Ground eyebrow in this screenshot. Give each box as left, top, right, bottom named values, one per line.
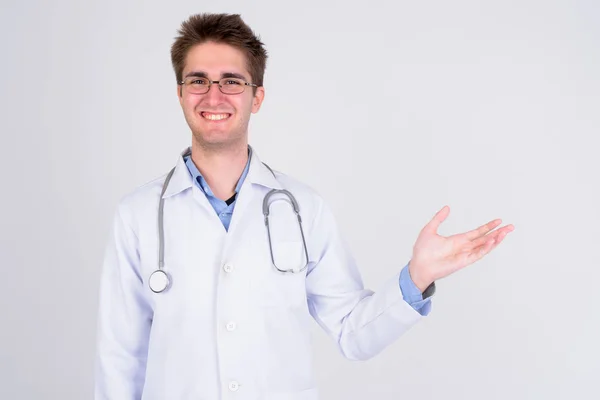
left=183, top=71, right=249, bottom=81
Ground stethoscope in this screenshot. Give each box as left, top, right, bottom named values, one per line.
left=148, top=152, right=310, bottom=293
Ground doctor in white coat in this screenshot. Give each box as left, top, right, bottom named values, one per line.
left=94, top=13, right=514, bottom=400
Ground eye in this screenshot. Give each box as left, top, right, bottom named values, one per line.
left=189, top=78, right=207, bottom=85
left=223, top=79, right=242, bottom=85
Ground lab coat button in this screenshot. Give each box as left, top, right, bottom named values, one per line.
left=223, top=264, right=234, bottom=273
left=226, top=321, right=236, bottom=331
left=228, top=381, right=240, bottom=391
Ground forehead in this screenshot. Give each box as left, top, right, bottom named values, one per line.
left=183, top=41, right=250, bottom=80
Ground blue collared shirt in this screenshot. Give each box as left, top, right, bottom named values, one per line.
left=184, top=154, right=251, bottom=231
left=184, top=153, right=433, bottom=315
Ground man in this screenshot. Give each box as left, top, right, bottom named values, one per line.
left=94, top=13, right=514, bottom=400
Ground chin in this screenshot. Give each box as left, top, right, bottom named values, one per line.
left=192, top=131, right=239, bottom=148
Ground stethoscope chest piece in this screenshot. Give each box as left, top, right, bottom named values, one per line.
left=149, top=269, right=171, bottom=293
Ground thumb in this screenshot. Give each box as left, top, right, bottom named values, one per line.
left=425, top=205, right=450, bottom=234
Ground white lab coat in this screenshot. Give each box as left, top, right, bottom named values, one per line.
left=95, top=147, right=424, bottom=400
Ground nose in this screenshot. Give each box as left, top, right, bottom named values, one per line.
left=201, top=82, right=228, bottom=107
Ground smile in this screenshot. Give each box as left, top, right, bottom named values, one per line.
left=201, top=112, right=231, bottom=121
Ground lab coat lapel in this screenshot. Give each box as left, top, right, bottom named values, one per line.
left=162, top=147, right=193, bottom=199
left=224, top=147, right=282, bottom=250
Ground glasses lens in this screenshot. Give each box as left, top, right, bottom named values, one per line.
left=219, top=78, right=245, bottom=94
left=184, top=78, right=209, bottom=94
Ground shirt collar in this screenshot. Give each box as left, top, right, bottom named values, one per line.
left=184, top=149, right=251, bottom=196
left=162, top=145, right=282, bottom=199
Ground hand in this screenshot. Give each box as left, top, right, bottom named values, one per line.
left=408, top=205, right=515, bottom=292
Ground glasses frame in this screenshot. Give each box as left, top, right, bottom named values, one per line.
left=178, top=77, right=258, bottom=95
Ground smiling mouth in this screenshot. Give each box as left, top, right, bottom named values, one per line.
left=201, top=112, right=232, bottom=121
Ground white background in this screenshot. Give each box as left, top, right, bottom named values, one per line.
left=1, top=0, right=599, bottom=398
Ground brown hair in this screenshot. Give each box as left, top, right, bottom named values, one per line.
left=170, top=13, right=268, bottom=91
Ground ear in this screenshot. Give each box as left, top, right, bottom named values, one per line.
left=251, top=86, right=265, bottom=114
left=177, top=84, right=183, bottom=104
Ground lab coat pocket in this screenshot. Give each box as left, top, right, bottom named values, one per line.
left=255, top=241, right=308, bottom=309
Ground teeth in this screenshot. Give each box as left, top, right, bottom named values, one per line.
left=202, top=112, right=230, bottom=121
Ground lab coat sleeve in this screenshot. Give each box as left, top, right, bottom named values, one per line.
left=94, top=203, right=152, bottom=400
left=305, top=197, right=423, bottom=361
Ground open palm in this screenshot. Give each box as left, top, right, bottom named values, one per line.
left=409, top=205, right=514, bottom=291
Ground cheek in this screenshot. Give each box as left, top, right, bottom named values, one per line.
left=183, top=98, right=200, bottom=115
left=240, top=97, right=255, bottom=114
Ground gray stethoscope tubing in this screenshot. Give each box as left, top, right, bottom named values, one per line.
left=149, top=160, right=309, bottom=294
left=263, top=189, right=310, bottom=274
left=148, top=166, right=177, bottom=293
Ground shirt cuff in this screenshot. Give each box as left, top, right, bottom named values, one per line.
left=399, top=263, right=433, bottom=316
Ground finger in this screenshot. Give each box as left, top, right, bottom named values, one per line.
left=494, top=225, right=514, bottom=244
left=469, top=224, right=515, bottom=255
left=466, top=231, right=500, bottom=251
left=463, top=219, right=502, bottom=241
left=426, top=205, right=450, bottom=234
left=465, top=237, right=496, bottom=264
left=466, top=224, right=513, bottom=250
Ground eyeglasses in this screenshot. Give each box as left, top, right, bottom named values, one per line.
left=178, top=76, right=258, bottom=95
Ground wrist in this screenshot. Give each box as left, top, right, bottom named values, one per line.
left=408, top=260, right=433, bottom=293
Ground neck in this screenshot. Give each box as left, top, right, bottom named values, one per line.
left=190, top=139, right=249, bottom=201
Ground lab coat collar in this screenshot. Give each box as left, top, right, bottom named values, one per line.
left=162, top=145, right=281, bottom=199
left=246, top=145, right=283, bottom=190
